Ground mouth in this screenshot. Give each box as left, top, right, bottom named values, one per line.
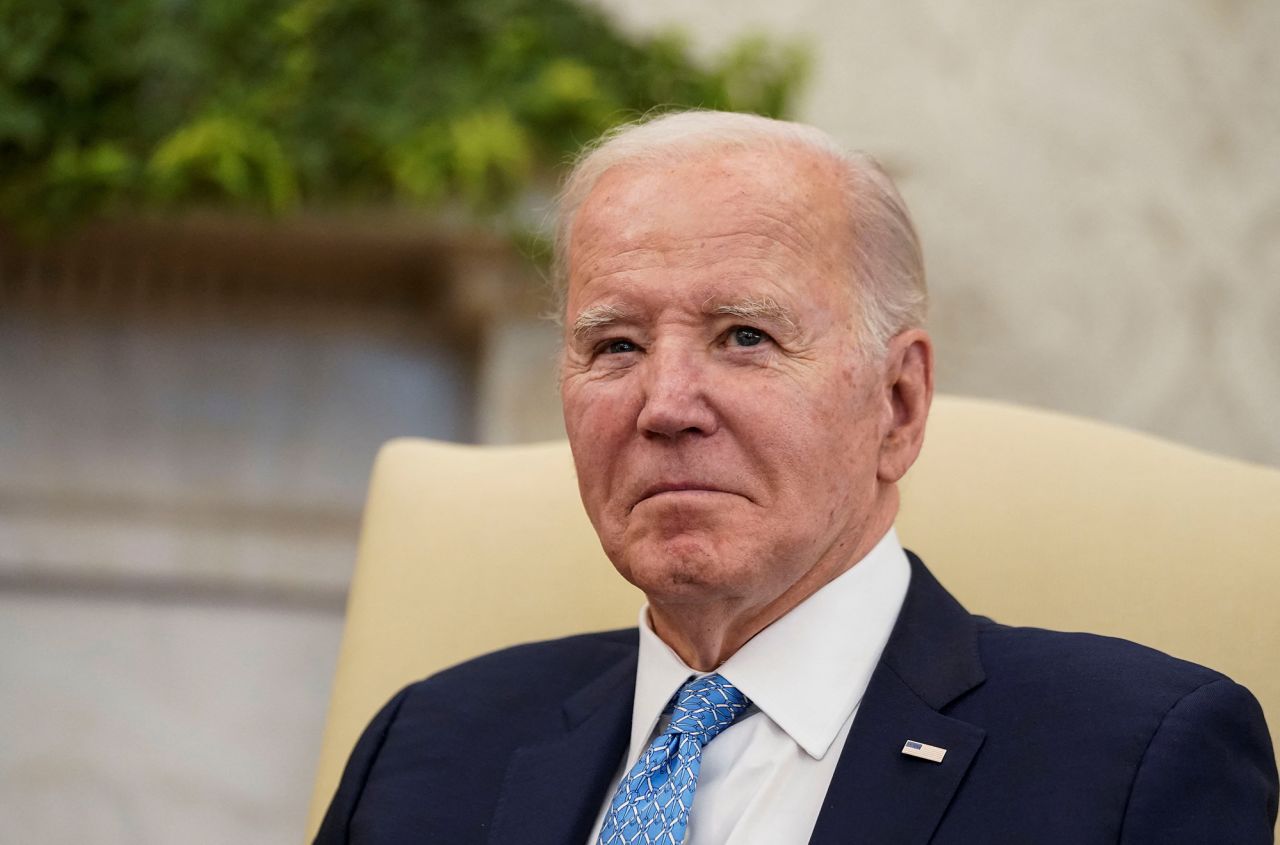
left=632, top=482, right=738, bottom=512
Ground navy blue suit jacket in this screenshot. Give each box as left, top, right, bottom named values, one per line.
left=316, top=554, right=1278, bottom=843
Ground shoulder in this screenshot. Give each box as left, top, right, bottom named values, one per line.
left=315, top=629, right=639, bottom=841
left=392, top=627, right=638, bottom=718
left=972, top=617, right=1229, bottom=706
left=964, top=617, right=1259, bottom=738
left=948, top=620, right=1276, bottom=838
left=962, top=618, right=1273, bottom=784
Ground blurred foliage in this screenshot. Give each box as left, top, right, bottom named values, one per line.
left=0, top=0, right=807, bottom=231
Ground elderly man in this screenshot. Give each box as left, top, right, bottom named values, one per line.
left=316, top=112, right=1277, bottom=844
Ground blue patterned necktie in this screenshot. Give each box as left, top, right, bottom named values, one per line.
left=597, top=673, right=751, bottom=845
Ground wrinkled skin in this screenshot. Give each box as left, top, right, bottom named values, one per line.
left=559, top=145, right=932, bottom=669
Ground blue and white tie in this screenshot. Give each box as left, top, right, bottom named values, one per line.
left=597, top=673, right=751, bottom=845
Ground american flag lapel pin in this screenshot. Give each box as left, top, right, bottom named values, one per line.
left=901, top=739, right=947, bottom=763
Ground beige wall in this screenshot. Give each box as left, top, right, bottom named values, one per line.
left=482, top=0, right=1280, bottom=467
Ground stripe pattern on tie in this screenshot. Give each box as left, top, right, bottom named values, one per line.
left=598, top=673, right=750, bottom=845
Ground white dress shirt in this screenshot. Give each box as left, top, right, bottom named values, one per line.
left=587, top=527, right=911, bottom=844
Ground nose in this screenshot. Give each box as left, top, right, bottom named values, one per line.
left=636, top=344, right=719, bottom=439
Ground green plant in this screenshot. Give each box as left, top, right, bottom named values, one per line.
left=0, top=0, right=807, bottom=231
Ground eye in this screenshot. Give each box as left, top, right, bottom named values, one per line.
left=729, top=326, right=768, bottom=347
left=601, top=338, right=639, bottom=355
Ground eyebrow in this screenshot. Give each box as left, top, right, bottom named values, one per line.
left=570, top=296, right=800, bottom=345
left=571, top=303, right=637, bottom=345
left=709, top=297, right=798, bottom=335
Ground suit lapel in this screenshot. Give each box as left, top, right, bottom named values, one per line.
left=487, top=651, right=636, bottom=845
left=809, top=554, right=987, bottom=845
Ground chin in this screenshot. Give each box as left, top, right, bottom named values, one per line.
left=612, top=534, right=749, bottom=600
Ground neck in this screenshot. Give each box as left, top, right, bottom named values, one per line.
left=647, top=493, right=898, bottom=671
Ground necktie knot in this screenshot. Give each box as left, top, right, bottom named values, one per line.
left=667, top=673, right=750, bottom=746
left=597, top=673, right=750, bottom=845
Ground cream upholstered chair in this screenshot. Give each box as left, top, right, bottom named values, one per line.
left=305, top=395, right=1280, bottom=841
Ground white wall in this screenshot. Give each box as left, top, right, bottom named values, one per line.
left=0, top=595, right=341, bottom=845
left=0, top=311, right=471, bottom=844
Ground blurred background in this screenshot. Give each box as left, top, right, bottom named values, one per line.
left=0, top=1, right=1276, bottom=842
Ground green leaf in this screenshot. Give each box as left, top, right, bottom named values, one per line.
left=0, top=0, right=807, bottom=229
left=148, top=114, right=298, bottom=211
left=448, top=107, right=533, bottom=208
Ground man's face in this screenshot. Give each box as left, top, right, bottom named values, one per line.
left=560, top=146, right=903, bottom=616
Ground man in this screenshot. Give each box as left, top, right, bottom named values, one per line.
left=316, top=111, right=1277, bottom=843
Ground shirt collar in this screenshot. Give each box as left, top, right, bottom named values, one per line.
left=628, top=527, right=911, bottom=762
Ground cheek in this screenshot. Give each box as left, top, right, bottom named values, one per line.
left=764, top=380, right=881, bottom=504
left=759, top=379, right=852, bottom=453
left=562, top=380, right=637, bottom=517
left=564, top=386, right=635, bottom=466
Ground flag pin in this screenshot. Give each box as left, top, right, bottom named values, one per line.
left=901, top=739, right=947, bottom=763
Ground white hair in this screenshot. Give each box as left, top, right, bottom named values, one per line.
left=551, top=109, right=927, bottom=356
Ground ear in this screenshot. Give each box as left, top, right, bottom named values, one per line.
left=877, top=328, right=934, bottom=483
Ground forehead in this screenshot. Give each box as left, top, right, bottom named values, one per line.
left=565, top=145, right=851, bottom=307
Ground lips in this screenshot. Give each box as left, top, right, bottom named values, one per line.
left=633, top=481, right=738, bottom=510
